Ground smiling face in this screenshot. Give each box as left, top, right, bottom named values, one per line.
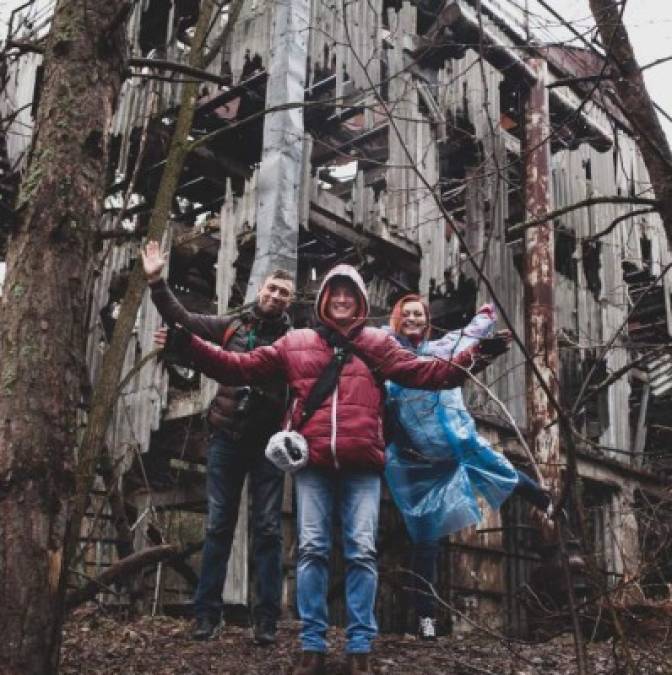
left=256, top=275, right=294, bottom=317
left=326, top=279, right=360, bottom=326
left=399, top=300, right=428, bottom=342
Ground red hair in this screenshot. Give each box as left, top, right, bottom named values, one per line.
left=389, top=294, right=431, bottom=339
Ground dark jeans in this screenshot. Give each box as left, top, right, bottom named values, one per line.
left=410, top=540, right=440, bottom=618
left=513, top=470, right=550, bottom=510
left=193, top=430, right=284, bottom=626
left=409, top=469, right=549, bottom=618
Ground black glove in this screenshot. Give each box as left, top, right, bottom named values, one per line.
left=479, top=330, right=512, bottom=358
left=163, top=324, right=194, bottom=367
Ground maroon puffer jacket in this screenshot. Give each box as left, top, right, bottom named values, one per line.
left=187, top=265, right=487, bottom=472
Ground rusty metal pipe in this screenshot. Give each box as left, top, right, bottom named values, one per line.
left=523, top=58, right=561, bottom=495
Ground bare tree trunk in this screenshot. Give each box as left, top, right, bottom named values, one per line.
left=589, top=0, right=672, bottom=242
left=0, top=1, right=127, bottom=672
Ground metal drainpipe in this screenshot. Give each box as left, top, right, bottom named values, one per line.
left=522, top=58, right=561, bottom=508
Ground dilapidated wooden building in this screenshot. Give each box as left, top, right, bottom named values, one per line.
left=1, top=0, right=671, bottom=636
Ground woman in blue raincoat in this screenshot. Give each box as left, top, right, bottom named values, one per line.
left=384, top=295, right=551, bottom=640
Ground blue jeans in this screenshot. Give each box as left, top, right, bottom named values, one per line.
left=193, top=430, right=284, bottom=625
left=295, top=468, right=381, bottom=654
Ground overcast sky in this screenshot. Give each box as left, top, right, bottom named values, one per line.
left=0, top=0, right=669, bottom=134
left=528, top=0, right=672, bottom=139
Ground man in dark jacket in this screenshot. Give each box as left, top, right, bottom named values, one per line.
left=142, top=241, right=294, bottom=643
left=167, top=264, right=510, bottom=675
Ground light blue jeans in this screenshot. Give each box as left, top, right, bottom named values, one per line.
left=295, top=468, right=381, bottom=654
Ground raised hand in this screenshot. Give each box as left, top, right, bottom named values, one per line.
left=141, top=240, right=168, bottom=283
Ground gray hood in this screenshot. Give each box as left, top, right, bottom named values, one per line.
left=315, top=264, right=370, bottom=333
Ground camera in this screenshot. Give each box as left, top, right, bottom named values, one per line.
left=162, top=325, right=194, bottom=367
left=235, top=386, right=253, bottom=414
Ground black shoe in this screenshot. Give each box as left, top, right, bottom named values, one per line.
left=253, top=620, right=277, bottom=646
left=192, top=615, right=223, bottom=641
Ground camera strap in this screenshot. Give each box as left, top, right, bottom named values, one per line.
left=294, top=325, right=377, bottom=431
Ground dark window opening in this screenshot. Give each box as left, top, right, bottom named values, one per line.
left=416, top=0, right=443, bottom=34
left=582, top=239, right=602, bottom=300
left=579, top=480, right=616, bottom=578
left=504, top=152, right=524, bottom=243
left=499, top=76, right=524, bottom=139
left=555, top=226, right=577, bottom=281
left=139, top=0, right=201, bottom=56
left=138, top=0, right=171, bottom=56
left=380, top=51, right=389, bottom=102
left=30, top=64, right=44, bottom=119
left=582, top=353, right=610, bottom=443
left=558, top=336, right=582, bottom=411
left=427, top=275, right=477, bottom=331
left=439, top=114, right=480, bottom=218
left=640, top=235, right=653, bottom=270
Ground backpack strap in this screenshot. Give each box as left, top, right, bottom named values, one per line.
left=221, top=318, right=243, bottom=349
left=315, top=324, right=385, bottom=388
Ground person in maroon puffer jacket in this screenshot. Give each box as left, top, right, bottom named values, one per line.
left=174, top=264, right=510, bottom=675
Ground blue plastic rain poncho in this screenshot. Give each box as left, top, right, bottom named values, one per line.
left=384, top=305, right=519, bottom=542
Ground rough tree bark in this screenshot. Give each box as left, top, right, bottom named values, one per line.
left=63, top=0, right=217, bottom=596
left=0, top=1, right=127, bottom=673
left=589, top=0, right=672, bottom=243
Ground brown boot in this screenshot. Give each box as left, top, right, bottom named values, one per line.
left=291, top=651, right=326, bottom=675
left=347, top=653, right=372, bottom=675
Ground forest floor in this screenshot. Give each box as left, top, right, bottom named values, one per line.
left=60, top=605, right=672, bottom=674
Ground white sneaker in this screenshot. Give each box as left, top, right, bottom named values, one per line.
left=418, top=616, right=437, bottom=641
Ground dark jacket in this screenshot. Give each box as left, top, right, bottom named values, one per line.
left=186, top=265, right=488, bottom=472
left=150, top=278, right=291, bottom=442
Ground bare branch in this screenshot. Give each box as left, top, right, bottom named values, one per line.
left=5, top=39, right=44, bottom=55
left=65, top=545, right=178, bottom=610
left=640, top=54, right=672, bottom=73
left=508, top=196, right=659, bottom=238
left=584, top=207, right=657, bottom=243
left=128, top=57, right=230, bottom=86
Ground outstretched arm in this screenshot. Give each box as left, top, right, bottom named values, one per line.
left=187, top=332, right=285, bottom=385
left=428, top=304, right=496, bottom=358
left=359, top=330, right=510, bottom=390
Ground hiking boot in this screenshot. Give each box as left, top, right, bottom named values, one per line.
left=191, top=615, right=223, bottom=641
left=347, top=653, right=372, bottom=675
left=253, top=620, right=277, bottom=646
left=291, top=651, right=326, bottom=675
left=418, top=616, right=437, bottom=641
